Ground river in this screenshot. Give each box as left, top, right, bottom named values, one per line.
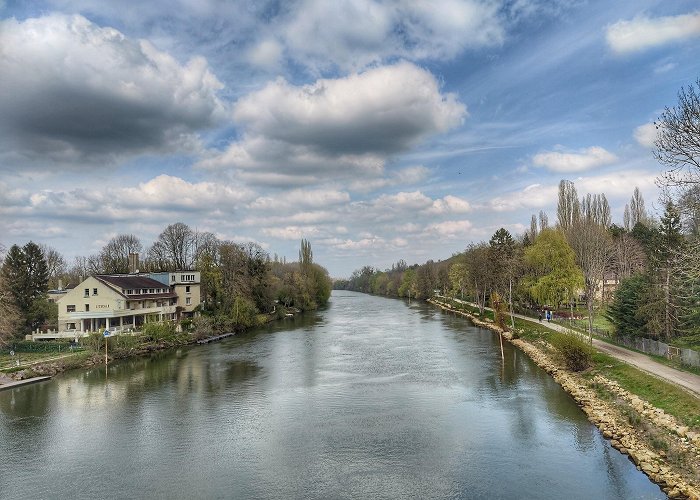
left=0, top=291, right=663, bottom=499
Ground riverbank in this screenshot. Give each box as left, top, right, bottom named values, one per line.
left=0, top=307, right=304, bottom=385
left=429, top=297, right=700, bottom=500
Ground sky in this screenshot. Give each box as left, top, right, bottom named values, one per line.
left=1, top=1, right=700, bottom=277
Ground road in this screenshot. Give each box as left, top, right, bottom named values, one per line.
left=444, top=297, right=700, bottom=397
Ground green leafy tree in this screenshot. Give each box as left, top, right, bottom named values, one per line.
left=1, top=242, right=49, bottom=333
left=524, top=229, right=583, bottom=308
left=605, top=273, right=650, bottom=338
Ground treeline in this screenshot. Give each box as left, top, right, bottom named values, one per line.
left=0, top=223, right=332, bottom=343
left=339, top=79, right=700, bottom=345
left=338, top=181, right=699, bottom=343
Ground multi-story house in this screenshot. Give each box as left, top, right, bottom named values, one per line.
left=56, top=271, right=200, bottom=334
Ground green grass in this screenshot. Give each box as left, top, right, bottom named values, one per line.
left=436, top=297, right=700, bottom=430
left=587, top=352, right=700, bottom=430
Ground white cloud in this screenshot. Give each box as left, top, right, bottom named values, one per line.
left=426, top=219, right=473, bottom=237
left=262, top=226, right=320, bottom=240
left=488, top=183, right=558, bottom=212
left=0, top=14, right=226, bottom=165
left=606, top=11, right=700, bottom=54
left=280, top=0, right=504, bottom=71
left=248, top=38, right=283, bottom=69
left=428, top=195, right=472, bottom=214
left=532, top=146, right=617, bottom=173
left=249, top=188, right=350, bottom=211
left=198, top=62, right=466, bottom=184
left=633, top=123, right=658, bottom=148
left=374, top=191, right=434, bottom=211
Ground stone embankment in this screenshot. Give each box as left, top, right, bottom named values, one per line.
left=429, top=298, right=700, bottom=500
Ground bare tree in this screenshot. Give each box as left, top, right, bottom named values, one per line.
left=38, top=244, right=67, bottom=289
left=567, top=219, right=614, bottom=341
left=557, top=179, right=580, bottom=230
left=149, top=223, right=195, bottom=271
left=623, top=204, right=631, bottom=231
left=655, top=78, right=700, bottom=187
left=99, top=234, right=142, bottom=274
left=538, top=210, right=549, bottom=232
left=629, top=187, right=647, bottom=227
left=529, top=214, right=538, bottom=241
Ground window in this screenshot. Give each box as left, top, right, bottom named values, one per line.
left=171, top=275, right=175, bottom=282
left=92, top=288, right=98, bottom=296
left=182, top=274, right=195, bottom=282
left=127, top=289, right=133, bottom=294
left=67, top=305, right=76, bottom=313
left=186, top=297, right=191, bottom=305
left=142, top=289, right=147, bottom=294
left=185, top=286, right=190, bottom=293
left=149, top=288, right=154, bottom=294
left=85, top=304, right=90, bottom=312
left=84, top=288, right=89, bottom=297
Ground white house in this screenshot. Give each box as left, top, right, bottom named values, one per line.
left=56, top=272, right=200, bottom=334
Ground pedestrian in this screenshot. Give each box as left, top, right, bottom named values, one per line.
left=538, top=312, right=542, bottom=322
left=546, top=310, right=551, bottom=322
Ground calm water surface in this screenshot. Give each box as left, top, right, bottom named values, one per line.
left=1, top=291, right=663, bottom=499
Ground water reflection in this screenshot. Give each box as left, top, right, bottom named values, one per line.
left=0, top=291, right=663, bottom=499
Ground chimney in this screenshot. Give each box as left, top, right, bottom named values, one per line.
left=58, top=279, right=63, bottom=291
left=128, top=253, right=140, bottom=274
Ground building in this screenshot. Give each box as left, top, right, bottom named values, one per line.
left=56, top=271, right=200, bottom=334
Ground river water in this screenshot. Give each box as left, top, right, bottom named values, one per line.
left=1, top=291, right=663, bottom=499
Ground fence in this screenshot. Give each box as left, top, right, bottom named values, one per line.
left=616, top=335, right=700, bottom=368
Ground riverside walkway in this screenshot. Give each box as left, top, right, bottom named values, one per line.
left=442, top=297, right=700, bottom=397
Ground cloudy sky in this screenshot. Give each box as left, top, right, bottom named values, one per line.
left=1, top=1, right=700, bottom=277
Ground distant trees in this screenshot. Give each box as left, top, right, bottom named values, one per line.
left=148, top=222, right=195, bottom=271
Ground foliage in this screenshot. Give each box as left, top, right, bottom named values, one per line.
left=524, top=229, right=583, bottom=307
left=1, top=241, right=50, bottom=334
left=549, top=332, right=594, bottom=372
left=605, top=273, right=650, bottom=338
left=141, top=322, right=177, bottom=342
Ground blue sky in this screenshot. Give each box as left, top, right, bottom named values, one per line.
left=1, top=0, right=699, bottom=277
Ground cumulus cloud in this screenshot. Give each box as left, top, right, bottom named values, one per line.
left=488, top=183, right=558, bottom=212
left=198, top=62, right=465, bottom=184
left=428, top=195, right=472, bottom=214
left=279, top=0, right=504, bottom=71
left=248, top=38, right=283, bottom=69
left=0, top=175, right=252, bottom=223
left=0, top=14, right=226, bottom=165
left=532, top=146, right=617, bottom=173
left=249, top=188, right=350, bottom=211
left=633, top=123, right=658, bottom=148
left=606, top=11, right=700, bottom=54
left=426, top=220, right=473, bottom=237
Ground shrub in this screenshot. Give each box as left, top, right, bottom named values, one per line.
left=550, top=332, right=594, bottom=371
left=192, top=316, right=215, bottom=340
left=141, top=322, right=176, bottom=342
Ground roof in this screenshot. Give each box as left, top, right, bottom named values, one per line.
left=96, top=275, right=171, bottom=291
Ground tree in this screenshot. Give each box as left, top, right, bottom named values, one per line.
left=629, top=187, right=647, bottom=228
left=299, top=238, right=313, bottom=274
left=99, top=234, right=142, bottom=273
left=523, top=229, right=583, bottom=308
left=148, top=223, right=195, bottom=271
left=489, top=228, right=517, bottom=329
left=1, top=242, right=50, bottom=333
left=40, top=244, right=67, bottom=289
left=449, top=261, right=469, bottom=299
left=557, top=180, right=580, bottom=230
left=605, top=273, right=650, bottom=338
left=655, top=78, right=700, bottom=187
left=567, top=216, right=613, bottom=341
left=0, top=261, right=20, bottom=345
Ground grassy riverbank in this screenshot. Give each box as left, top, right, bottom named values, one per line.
left=430, top=297, right=700, bottom=499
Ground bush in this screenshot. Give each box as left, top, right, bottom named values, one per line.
left=550, top=332, right=594, bottom=371
left=141, top=322, right=176, bottom=342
